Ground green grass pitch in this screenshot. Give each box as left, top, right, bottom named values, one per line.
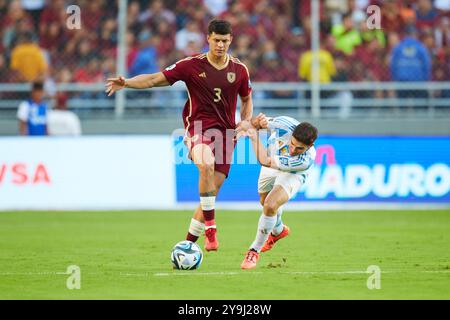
left=0, top=210, right=449, bottom=299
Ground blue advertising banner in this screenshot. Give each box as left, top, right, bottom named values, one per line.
left=175, top=136, right=450, bottom=203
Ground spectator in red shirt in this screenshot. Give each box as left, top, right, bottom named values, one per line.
left=74, top=58, right=103, bottom=83
left=232, top=11, right=258, bottom=40
left=415, top=0, right=439, bottom=29
left=126, top=31, right=140, bottom=73
left=155, top=19, right=176, bottom=57
left=354, top=37, right=389, bottom=82
left=381, top=0, right=405, bottom=34
left=139, top=0, right=176, bottom=31
left=39, top=21, right=64, bottom=51
left=83, top=0, right=105, bottom=32
left=39, top=0, right=65, bottom=32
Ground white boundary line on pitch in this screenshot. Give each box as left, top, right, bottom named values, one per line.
left=154, top=270, right=450, bottom=277
left=2, top=202, right=449, bottom=212
left=1, top=270, right=449, bottom=277
left=174, top=202, right=450, bottom=211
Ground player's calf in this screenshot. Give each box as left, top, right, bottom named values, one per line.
left=186, top=218, right=205, bottom=242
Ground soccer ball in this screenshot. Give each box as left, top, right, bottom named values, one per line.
left=171, top=240, right=203, bottom=270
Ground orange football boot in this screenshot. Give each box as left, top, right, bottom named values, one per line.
left=240, top=250, right=260, bottom=269
left=261, top=225, right=290, bottom=252
left=204, top=228, right=219, bottom=251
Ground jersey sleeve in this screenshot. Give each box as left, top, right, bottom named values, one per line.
left=162, top=58, right=192, bottom=85
left=267, top=116, right=298, bottom=132
left=238, top=65, right=252, bottom=97
left=273, top=151, right=315, bottom=172
left=17, top=101, right=29, bottom=121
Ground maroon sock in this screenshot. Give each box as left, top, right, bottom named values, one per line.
left=203, top=209, right=215, bottom=226
left=186, top=232, right=199, bottom=242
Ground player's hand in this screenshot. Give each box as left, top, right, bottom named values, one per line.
left=237, top=119, right=253, bottom=132
left=246, top=128, right=258, bottom=140
left=251, top=113, right=268, bottom=129
left=259, top=114, right=269, bottom=129
left=105, top=76, right=126, bottom=96
left=234, top=120, right=253, bottom=141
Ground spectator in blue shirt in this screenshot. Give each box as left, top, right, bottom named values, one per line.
left=390, top=28, right=431, bottom=101
left=17, top=82, right=48, bottom=136
left=129, top=31, right=160, bottom=77
left=390, top=29, right=431, bottom=82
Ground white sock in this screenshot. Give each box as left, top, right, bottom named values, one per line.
left=200, top=196, right=216, bottom=229
left=272, top=207, right=284, bottom=236
left=200, top=196, right=215, bottom=211
left=250, top=214, right=277, bottom=252
left=188, top=218, right=205, bottom=237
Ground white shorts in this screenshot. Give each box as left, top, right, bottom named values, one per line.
left=257, top=166, right=305, bottom=199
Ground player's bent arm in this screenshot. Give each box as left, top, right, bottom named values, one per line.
left=273, top=156, right=314, bottom=172
left=240, top=94, right=253, bottom=122
left=248, top=129, right=276, bottom=168
left=248, top=129, right=314, bottom=172
left=125, top=72, right=170, bottom=89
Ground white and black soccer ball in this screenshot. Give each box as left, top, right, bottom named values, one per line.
left=171, top=240, right=203, bottom=270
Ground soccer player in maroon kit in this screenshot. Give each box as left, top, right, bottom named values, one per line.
left=106, top=20, right=261, bottom=251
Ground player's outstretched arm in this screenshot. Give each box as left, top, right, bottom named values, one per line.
left=105, top=72, right=170, bottom=96
left=247, top=128, right=274, bottom=168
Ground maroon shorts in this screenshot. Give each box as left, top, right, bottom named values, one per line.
left=184, top=127, right=236, bottom=178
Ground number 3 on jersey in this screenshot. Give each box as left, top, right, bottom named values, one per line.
left=214, top=88, right=222, bottom=103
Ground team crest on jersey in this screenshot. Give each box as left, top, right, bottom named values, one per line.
left=227, top=72, right=236, bottom=83
left=280, top=146, right=289, bottom=156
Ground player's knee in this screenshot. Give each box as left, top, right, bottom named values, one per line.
left=259, top=195, right=266, bottom=207
left=197, top=162, right=215, bottom=177
left=263, top=200, right=278, bottom=216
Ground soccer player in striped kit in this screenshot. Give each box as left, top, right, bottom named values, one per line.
left=106, top=19, right=263, bottom=251
left=236, top=116, right=318, bottom=269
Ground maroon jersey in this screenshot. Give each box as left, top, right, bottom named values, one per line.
left=162, top=53, right=252, bottom=134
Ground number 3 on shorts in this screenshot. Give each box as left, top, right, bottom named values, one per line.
left=214, top=88, right=222, bottom=102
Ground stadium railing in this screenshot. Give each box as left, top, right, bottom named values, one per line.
left=1, top=81, right=450, bottom=119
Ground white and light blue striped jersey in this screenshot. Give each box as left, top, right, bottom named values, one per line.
left=266, top=116, right=316, bottom=175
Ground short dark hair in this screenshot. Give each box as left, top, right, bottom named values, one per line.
left=208, top=19, right=232, bottom=35
left=342, top=12, right=353, bottom=20
left=32, top=82, right=44, bottom=91
left=293, top=122, right=318, bottom=146
left=17, top=31, right=34, bottom=45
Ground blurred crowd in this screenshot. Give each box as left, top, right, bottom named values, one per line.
left=0, top=0, right=449, bottom=88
